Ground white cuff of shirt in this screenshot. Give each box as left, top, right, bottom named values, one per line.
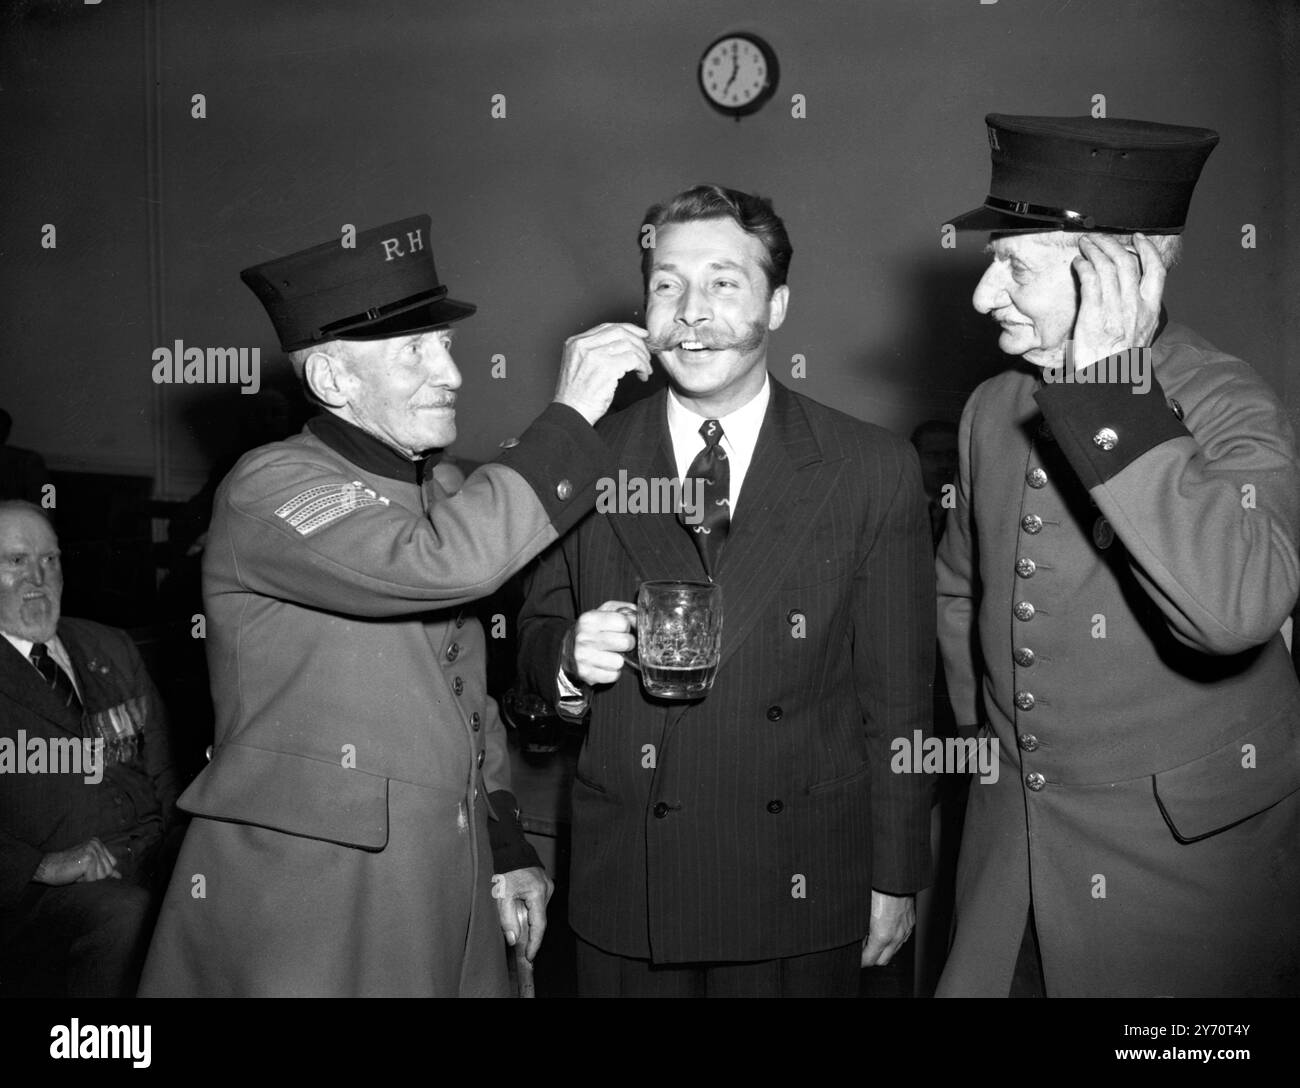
left=555, top=665, right=591, bottom=720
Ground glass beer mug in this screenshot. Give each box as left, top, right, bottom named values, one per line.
left=622, top=580, right=723, bottom=699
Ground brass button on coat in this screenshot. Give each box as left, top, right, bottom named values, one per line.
left=1021, top=514, right=1043, bottom=534
left=1019, top=733, right=1039, bottom=752
left=1014, top=691, right=1036, bottom=711
left=1025, top=772, right=1046, bottom=791
left=1016, top=557, right=1036, bottom=578
left=556, top=479, right=573, bottom=500
left=1026, top=467, right=1048, bottom=489
left=1013, top=647, right=1036, bottom=668
left=452, top=676, right=464, bottom=696
left=1093, top=427, right=1119, bottom=451
left=766, top=800, right=784, bottom=815
left=446, top=643, right=460, bottom=662
left=1014, top=601, right=1036, bottom=622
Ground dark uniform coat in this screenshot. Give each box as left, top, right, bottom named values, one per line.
left=936, top=321, right=1300, bottom=997
left=518, top=379, right=935, bottom=963
left=139, top=404, right=607, bottom=996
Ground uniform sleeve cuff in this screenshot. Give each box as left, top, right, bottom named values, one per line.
left=487, top=788, right=542, bottom=874
left=496, top=402, right=611, bottom=537
left=1034, top=357, right=1190, bottom=489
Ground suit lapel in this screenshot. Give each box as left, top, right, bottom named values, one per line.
left=711, top=380, right=841, bottom=671
left=57, top=620, right=105, bottom=716
left=605, top=390, right=710, bottom=584
left=0, top=628, right=84, bottom=736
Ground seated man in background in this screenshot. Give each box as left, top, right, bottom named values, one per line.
left=0, top=500, right=180, bottom=997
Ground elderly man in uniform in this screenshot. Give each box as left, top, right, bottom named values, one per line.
left=936, top=115, right=1300, bottom=997
left=139, top=216, right=648, bottom=996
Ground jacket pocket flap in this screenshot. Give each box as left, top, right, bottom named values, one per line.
left=1153, top=709, right=1300, bottom=842
left=179, top=742, right=389, bottom=850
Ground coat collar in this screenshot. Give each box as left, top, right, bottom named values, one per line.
left=307, top=412, right=439, bottom=486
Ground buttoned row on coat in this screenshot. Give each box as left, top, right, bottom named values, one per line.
left=936, top=321, right=1300, bottom=997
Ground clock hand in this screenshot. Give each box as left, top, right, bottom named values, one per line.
left=724, top=59, right=738, bottom=92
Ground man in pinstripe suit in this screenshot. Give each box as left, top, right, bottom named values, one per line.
left=518, top=185, right=935, bottom=996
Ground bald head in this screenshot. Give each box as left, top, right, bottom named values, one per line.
left=0, top=502, right=62, bottom=642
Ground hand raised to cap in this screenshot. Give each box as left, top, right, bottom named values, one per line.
left=1070, top=233, right=1166, bottom=371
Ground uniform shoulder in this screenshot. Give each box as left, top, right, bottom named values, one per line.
left=1159, top=322, right=1285, bottom=410
left=218, top=432, right=351, bottom=508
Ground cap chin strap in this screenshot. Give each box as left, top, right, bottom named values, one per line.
left=985, top=195, right=1095, bottom=229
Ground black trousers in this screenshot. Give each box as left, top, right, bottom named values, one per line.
left=576, top=936, right=864, bottom=998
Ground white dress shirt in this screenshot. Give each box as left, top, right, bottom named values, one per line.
left=665, top=374, right=770, bottom=518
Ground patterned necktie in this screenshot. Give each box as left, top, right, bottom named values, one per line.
left=679, top=418, right=730, bottom=576
left=30, top=642, right=84, bottom=719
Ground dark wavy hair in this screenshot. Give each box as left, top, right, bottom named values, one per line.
left=639, top=184, right=792, bottom=294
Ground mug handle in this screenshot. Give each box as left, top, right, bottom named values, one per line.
left=616, top=606, right=640, bottom=671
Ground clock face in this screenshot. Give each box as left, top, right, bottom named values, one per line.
left=699, top=34, right=777, bottom=115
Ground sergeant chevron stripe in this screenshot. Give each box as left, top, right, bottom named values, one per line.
left=275, top=480, right=390, bottom=536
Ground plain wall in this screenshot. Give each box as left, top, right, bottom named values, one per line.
left=1, top=0, right=1295, bottom=496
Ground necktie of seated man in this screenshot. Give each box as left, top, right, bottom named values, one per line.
left=30, top=642, right=84, bottom=721
left=678, top=418, right=730, bottom=578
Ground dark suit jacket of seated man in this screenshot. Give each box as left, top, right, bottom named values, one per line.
left=0, top=501, right=180, bottom=997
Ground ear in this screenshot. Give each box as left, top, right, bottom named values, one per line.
left=303, top=349, right=351, bottom=408
left=767, top=284, right=789, bottom=331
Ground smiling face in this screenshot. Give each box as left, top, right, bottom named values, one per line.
left=0, top=507, right=62, bottom=643
left=645, top=218, right=788, bottom=414
left=334, top=328, right=462, bottom=454
left=972, top=234, right=1080, bottom=368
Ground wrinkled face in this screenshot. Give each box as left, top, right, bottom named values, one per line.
left=645, top=218, right=788, bottom=405
left=0, top=509, right=62, bottom=642
left=972, top=235, right=1079, bottom=368
left=340, top=328, right=462, bottom=453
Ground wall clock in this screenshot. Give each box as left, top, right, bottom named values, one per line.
left=698, top=32, right=779, bottom=119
